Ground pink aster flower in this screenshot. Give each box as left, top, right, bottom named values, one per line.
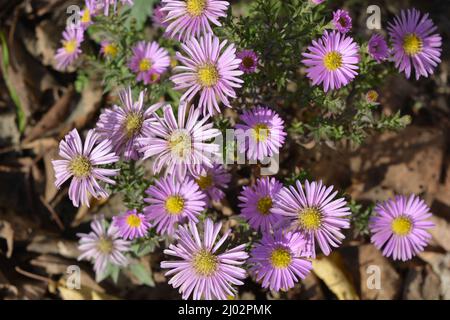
left=249, top=230, right=312, bottom=292
left=143, top=176, right=206, bottom=236
left=153, top=5, right=169, bottom=28
left=78, top=0, right=100, bottom=30
left=77, top=217, right=130, bottom=277
left=272, top=180, right=351, bottom=257
left=236, top=50, right=258, bottom=74
left=100, top=0, right=134, bottom=16
left=171, top=33, right=243, bottom=116
left=52, top=129, right=119, bottom=207
left=193, top=164, right=231, bottom=204
left=302, top=30, right=360, bottom=92
left=369, top=195, right=434, bottom=261
left=54, top=25, right=84, bottom=70
left=100, top=41, right=119, bottom=59
left=388, top=9, right=442, bottom=80
left=332, top=9, right=352, bottom=34
left=238, top=177, right=283, bottom=232
left=138, top=102, right=221, bottom=181
left=129, top=41, right=170, bottom=85
left=161, top=0, right=229, bottom=41
left=96, top=87, right=161, bottom=160
left=112, top=209, right=151, bottom=240
left=235, top=106, right=287, bottom=162
left=368, top=33, right=389, bottom=63
left=311, top=0, right=325, bottom=4
left=161, top=218, right=248, bottom=300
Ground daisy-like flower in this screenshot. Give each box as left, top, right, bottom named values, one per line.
left=144, top=176, right=206, bottom=236
left=77, top=217, right=130, bottom=276
left=52, top=129, right=119, bottom=207
left=138, top=102, right=221, bottom=180
left=388, top=9, right=442, bottom=80
left=54, top=25, right=84, bottom=70
left=235, top=106, right=287, bottom=161
left=365, top=89, right=379, bottom=104
left=112, top=209, right=151, bottom=240
left=193, top=164, right=231, bottom=204
left=161, top=218, right=248, bottom=300
left=369, top=195, right=434, bottom=261
left=171, top=33, right=243, bottom=116
left=100, top=41, right=119, bottom=59
left=332, top=9, right=352, bottom=34
left=302, top=30, right=360, bottom=92
left=129, top=41, right=170, bottom=85
left=161, top=0, right=229, bottom=41
left=236, top=50, right=259, bottom=74
left=78, top=0, right=100, bottom=30
left=96, top=87, right=161, bottom=160
left=238, top=177, right=283, bottom=232
left=101, top=0, right=134, bottom=16
left=368, top=33, right=389, bottom=63
left=249, top=230, right=312, bottom=292
left=272, top=180, right=351, bottom=257
left=152, top=5, right=168, bottom=28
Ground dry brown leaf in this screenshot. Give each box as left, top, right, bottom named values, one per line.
left=312, top=252, right=359, bottom=300
left=0, top=220, right=14, bottom=258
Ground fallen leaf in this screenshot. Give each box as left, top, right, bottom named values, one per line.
left=0, top=220, right=14, bottom=258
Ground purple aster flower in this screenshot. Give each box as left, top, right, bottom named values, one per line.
left=161, top=0, right=229, bottom=41
left=161, top=218, right=248, bottom=300
left=144, top=176, right=206, bottom=236
left=138, top=102, right=221, bottom=181
left=171, top=33, right=243, bottom=116
left=100, top=41, right=119, bottom=58
left=193, top=164, right=231, bottom=204
left=238, top=177, right=283, bottom=232
left=112, top=209, right=151, bottom=240
left=272, top=180, right=351, bottom=257
left=236, top=50, right=258, bottom=74
left=235, top=106, right=287, bottom=162
left=96, top=87, right=161, bottom=160
left=388, top=9, right=442, bottom=80
left=52, top=129, right=119, bottom=207
left=54, top=25, right=84, bottom=70
left=152, top=5, right=169, bottom=28
left=100, top=0, right=134, bottom=16
left=129, top=41, right=170, bottom=85
left=77, top=217, right=130, bottom=276
left=368, top=33, right=389, bottom=63
left=369, top=194, right=434, bottom=261
left=249, top=230, right=312, bottom=292
left=332, top=9, right=352, bottom=34
left=78, top=0, right=100, bottom=29
left=302, top=30, right=360, bottom=92
left=365, top=89, right=379, bottom=104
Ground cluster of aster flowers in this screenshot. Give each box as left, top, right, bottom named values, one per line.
left=50, top=1, right=442, bottom=300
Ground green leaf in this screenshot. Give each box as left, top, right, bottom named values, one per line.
left=129, top=263, right=155, bottom=287
left=124, top=0, right=156, bottom=30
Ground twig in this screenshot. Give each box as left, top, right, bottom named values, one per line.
left=40, top=196, right=65, bottom=231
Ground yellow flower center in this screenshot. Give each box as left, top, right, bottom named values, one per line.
left=139, top=58, right=152, bottom=72
left=196, top=174, right=213, bottom=190
left=63, top=40, right=78, bottom=54
left=69, top=155, right=92, bottom=177
left=192, top=249, right=218, bottom=276
left=81, top=9, right=91, bottom=24
left=168, top=131, right=192, bottom=158
left=366, top=90, right=379, bottom=103
left=323, top=51, right=343, bottom=71
left=124, top=113, right=143, bottom=138
left=103, top=43, right=118, bottom=58
left=298, top=207, right=322, bottom=230
left=242, top=56, right=255, bottom=68
left=186, top=0, right=206, bottom=17
left=403, top=33, right=422, bottom=56
left=252, top=123, right=270, bottom=142
left=150, top=73, right=160, bottom=82
left=270, top=248, right=292, bottom=269
left=126, top=214, right=142, bottom=228
left=257, top=196, right=273, bottom=215
left=197, top=64, right=219, bottom=87
left=165, top=195, right=185, bottom=215
left=97, top=237, right=113, bottom=253
left=391, top=216, right=413, bottom=236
